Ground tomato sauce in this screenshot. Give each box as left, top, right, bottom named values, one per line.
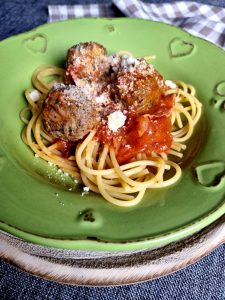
left=117, top=114, right=172, bottom=164
left=96, top=111, right=173, bottom=164
left=53, top=138, right=75, bottom=158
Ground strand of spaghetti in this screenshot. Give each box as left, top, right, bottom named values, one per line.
left=184, top=106, right=192, bottom=111
left=40, top=129, right=54, bottom=143
left=193, top=96, right=202, bottom=125
left=87, top=141, right=100, bottom=170
left=171, top=142, right=182, bottom=151
left=88, top=181, right=136, bottom=201
left=24, top=91, right=54, bottom=144
left=76, top=132, right=165, bottom=176
left=175, top=80, right=196, bottom=96
left=177, top=86, right=202, bottom=125
left=103, top=165, right=147, bottom=179
left=80, top=172, right=99, bottom=193
left=172, top=104, right=194, bottom=142
left=102, top=177, right=122, bottom=186
left=96, top=144, right=146, bottom=206
left=34, top=115, right=75, bottom=167
left=25, top=109, right=40, bottom=145
left=105, top=154, right=114, bottom=168
left=148, top=161, right=182, bottom=188
left=26, top=129, right=80, bottom=176
left=109, top=147, right=165, bottom=188
left=168, top=149, right=183, bottom=158
left=164, top=88, right=179, bottom=99
left=99, top=180, right=150, bottom=194
left=60, top=167, right=80, bottom=178
left=20, top=107, right=31, bottom=124
left=187, top=83, right=196, bottom=96
left=98, top=143, right=109, bottom=169
left=107, top=192, right=134, bottom=201
left=175, top=80, right=188, bottom=93
left=101, top=186, right=146, bottom=206
left=81, top=143, right=152, bottom=195
left=174, top=109, right=183, bottom=128
left=130, top=169, right=149, bottom=179
left=25, top=89, right=42, bottom=110
left=21, top=127, right=28, bottom=145
left=172, top=141, right=187, bottom=150
left=97, top=144, right=110, bottom=170
left=32, top=67, right=49, bottom=94
left=84, top=166, right=149, bottom=192
left=32, top=65, right=65, bottom=94
left=47, top=143, right=59, bottom=151
left=165, top=85, right=201, bottom=126
left=85, top=171, right=152, bottom=194
left=84, top=143, right=99, bottom=186
left=95, top=144, right=110, bottom=200
left=46, top=148, right=61, bottom=156
left=86, top=140, right=97, bottom=165
left=159, top=152, right=168, bottom=161
left=97, top=145, right=137, bottom=201
left=176, top=89, right=197, bottom=120
left=171, top=110, right=176, bottom=125
left=27, top=116, right=80, bottom=174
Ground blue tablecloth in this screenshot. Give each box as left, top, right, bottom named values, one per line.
left=1, top=1, right=225, bottom=299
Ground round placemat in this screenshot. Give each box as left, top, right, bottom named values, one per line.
left=1, top=214, right=225, bottom=286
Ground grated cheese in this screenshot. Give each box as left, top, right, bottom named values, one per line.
left=81, top=186, right=90, bottom=197
left=95, top=94, right=108, bottom=104
left=107, top=110, right=127, bottom=132
left=165, top=80, right=177, bottom=89
left=83, top=186, right=90, bottom=192
left=29, top=89, right=41, bottom=102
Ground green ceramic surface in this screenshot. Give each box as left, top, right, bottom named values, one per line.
left=0, top=18, right=225, bottom=251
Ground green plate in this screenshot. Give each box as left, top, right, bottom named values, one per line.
left=0, top=18, right=225, bottom=251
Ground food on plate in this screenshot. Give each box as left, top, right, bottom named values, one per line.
left=113, top=56, right=173, bottom=115
left=64, top=41, right=110, bottom=88
left=42, top=83, right=101, bottom=141
left=20, top=42, right=202, bottom=206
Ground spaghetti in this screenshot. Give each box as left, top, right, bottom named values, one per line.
left=20, top=56, right=202, bottom=207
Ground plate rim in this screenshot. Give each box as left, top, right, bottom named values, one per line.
left=1, top=214, right=225, bottom=286
left=1, top=17, right=225, bottom=55
left=1, top=197, right=225, bottom=251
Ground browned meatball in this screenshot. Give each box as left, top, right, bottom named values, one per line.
left=42, top=84, right=100, bottom=142
left=113, top=56, right=169, bottom=114
left=64, top=42, right=110, bottom=88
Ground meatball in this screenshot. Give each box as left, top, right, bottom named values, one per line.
left=42, top=83, right=100, bottom=142
left=113, top=56, right=172, bottom=115
left=64, top=42, right=110, bottom=89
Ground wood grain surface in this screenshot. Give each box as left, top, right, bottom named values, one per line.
left=1, top=214, right=225, bottom=286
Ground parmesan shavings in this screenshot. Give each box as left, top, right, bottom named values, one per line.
left=165, top=80, right=177, bottom=89
left=82, top=186, right=90, bottom=196
left=29, top=89, right=41, bottom=102
left=107, top=111, right=127, bottom=132
left=95, top=94, right=108, bottom=104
